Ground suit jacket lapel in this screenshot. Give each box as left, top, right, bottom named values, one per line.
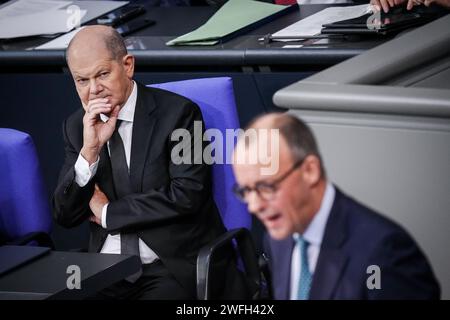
left=270, top=237, right=294, bottom=300
left=129, top=82, right=157, bottom=193
left=309, top=188, right=349, bottom=299
left=279, top=239, right=295, bottom=300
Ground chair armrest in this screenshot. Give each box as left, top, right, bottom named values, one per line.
left=196, top=228, right=261, bottom=300
left=7, top=232, right=54, bottom=249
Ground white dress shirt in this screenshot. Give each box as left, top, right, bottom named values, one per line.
left=74, top=81, right=158, bottom=264
left=289, top=182, right=335, bottom=300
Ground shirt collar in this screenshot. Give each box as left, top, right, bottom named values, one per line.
left=293, top=182, right=335, bottom=246
left=100, top=81, right=137, bottom=123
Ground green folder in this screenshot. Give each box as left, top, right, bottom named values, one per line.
left=166, top=0, right=294, bottom=46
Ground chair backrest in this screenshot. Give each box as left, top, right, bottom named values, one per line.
left=148, top=77, right=251, bottom=231
left=0, top=128, right=52, bottom=243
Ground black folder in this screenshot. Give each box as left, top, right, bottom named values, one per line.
left=321, top=7, right=445, bottom=36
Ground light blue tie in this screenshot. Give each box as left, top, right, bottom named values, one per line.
left=297, top=237, right=312, bottom=300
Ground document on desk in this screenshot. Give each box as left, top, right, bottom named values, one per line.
left=0, top=9, right=86, bottom=39
left=35, top=27, right=84, bottom=50
left=271, top=4, right=372, bottom=41
left=167, top=0, right=295, bottom=46
left=0, top=0, right=70, bottom=20
left=0, top=0, right=127, bottom=39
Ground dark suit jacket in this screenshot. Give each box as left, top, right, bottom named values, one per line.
left=265, top=187, right=440, bottom=299
left=53, top=82, right=245, bottom=298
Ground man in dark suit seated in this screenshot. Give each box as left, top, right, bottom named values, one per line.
left=53, top=25, right=247, bottom=299
left=232, top=113, right=440, bottom=299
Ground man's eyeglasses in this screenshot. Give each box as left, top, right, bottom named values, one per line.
left=233, top=158, right=304, bottom=203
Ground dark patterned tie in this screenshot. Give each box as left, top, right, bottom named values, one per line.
left=109, top=120, right=141, bottom=281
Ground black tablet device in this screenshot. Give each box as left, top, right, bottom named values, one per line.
left=321, top=8, right=439, bottom=35
left=97, top=5, right=146, bottom=27
left=116, top=18, right=156, bottom=37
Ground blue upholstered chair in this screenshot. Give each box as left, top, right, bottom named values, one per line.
left=0, top=128, right=53, bottom=248
left=149, top=77, right=263, bottom=299
left=149, top=77, right=251, bottom=231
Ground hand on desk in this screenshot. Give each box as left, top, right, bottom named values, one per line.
left=371, top=0, right=450, bottom=13
left=371, top=0, right=406, bottom=13
left=89, top=184, right=109, bottom=225
left=407, top=0, right=450, bottom=9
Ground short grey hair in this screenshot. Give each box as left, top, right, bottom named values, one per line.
left=246, top=113, right=326, bottom=178
left=66, top=28, right=127, bottom=64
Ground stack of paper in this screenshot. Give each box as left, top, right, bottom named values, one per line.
left=35, top=27, right=84, bottom=50
left=0, top=0, right=70, bottom=20
left=271, top=4, right=372, bottom=40
left=0, top=0, right=128, bottom=40
left=0, top=0, right=81, bottom=39
left=166, top=0, right=294, bottom=46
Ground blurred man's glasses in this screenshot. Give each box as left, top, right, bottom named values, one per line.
left=233, top=158, right=304, bottom=203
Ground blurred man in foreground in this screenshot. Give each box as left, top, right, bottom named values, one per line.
left=232, top=113, right=440, bottom=299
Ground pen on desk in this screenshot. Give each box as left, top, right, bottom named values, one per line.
left=260, top=34, right=345, bottom=44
